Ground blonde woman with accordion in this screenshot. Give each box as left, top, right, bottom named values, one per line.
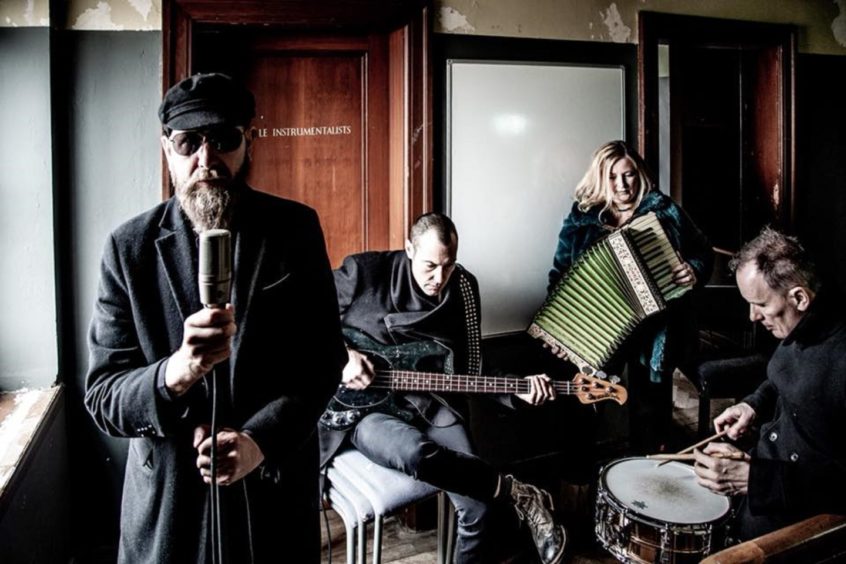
left=547, top=140, right=713, bottom=453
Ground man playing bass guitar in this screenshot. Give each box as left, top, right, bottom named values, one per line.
left=318, top=212, right=568, bottom=564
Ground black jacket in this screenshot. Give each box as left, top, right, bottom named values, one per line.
left=318, top=250, right=482, bottom=467
left=739, top=288, right=846, bottom=539
left=86, top=188, right=346, bottom=563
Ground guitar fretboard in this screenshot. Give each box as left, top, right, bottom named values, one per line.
left=370, top=370, right=584, bottom=395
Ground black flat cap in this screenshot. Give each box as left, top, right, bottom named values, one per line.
left=158, top=73, right=255, bottom=131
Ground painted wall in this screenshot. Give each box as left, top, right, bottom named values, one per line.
left=435, top=0, right=846, bottom=54
left=0, top=28, right=57, bottom=390
left=63, top=30, right=162, bottom=383
left=0, top=20, right=160, bottom=559
left=0, top=0, right=49, bottom=26
left=2, top=0, right=845, bottom=55
left=59, top=30, right=162, bottom=560
left=0, top=0, right=158, bottom=29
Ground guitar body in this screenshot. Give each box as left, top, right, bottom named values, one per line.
left=319, top=328, right=454, bottom=431
left=319, top=328, right=628, bottom=431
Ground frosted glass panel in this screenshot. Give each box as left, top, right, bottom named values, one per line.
left=448, top=61, right=625, bottom=336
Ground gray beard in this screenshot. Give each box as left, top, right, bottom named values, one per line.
left=174, top=161, right=248, bottom=232
left=179, top=183, right=234, bottom=232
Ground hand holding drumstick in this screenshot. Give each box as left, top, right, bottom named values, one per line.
left=649, top=429, right=751, bottom=497
left=693, top=442, right=751, bottom=497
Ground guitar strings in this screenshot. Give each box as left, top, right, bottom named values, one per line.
left=366, top=371, right=621, bottom=397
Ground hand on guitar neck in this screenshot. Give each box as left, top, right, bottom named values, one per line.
left=514, top=374, right=557, bottom=406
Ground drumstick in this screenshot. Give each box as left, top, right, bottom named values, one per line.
left=656, top=429, right=728, bottom=466
left=647, top=452, right=747, bottom=462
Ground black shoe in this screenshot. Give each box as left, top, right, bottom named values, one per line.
left=508, top=476, right=567, bottom=564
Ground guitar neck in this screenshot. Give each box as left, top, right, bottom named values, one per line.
left=371, top=370, right=580, bottom=395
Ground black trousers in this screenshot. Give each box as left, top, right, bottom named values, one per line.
left=349, top=407, right=499, bottom=564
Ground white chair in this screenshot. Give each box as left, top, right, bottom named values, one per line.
left=324, top=448, right=456, bottom=564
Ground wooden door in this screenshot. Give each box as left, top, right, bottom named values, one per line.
left=163, top=1, right=433, bottom=267
left=669, top=45, right=744, bottom=251
left=667, top=43, right=788, bottom=252
left=192, top=31, right=388, bottom=266
left=639, top=11, right=796, bottom=246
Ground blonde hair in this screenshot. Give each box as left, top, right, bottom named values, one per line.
left=573, top=140, right=654, bottom=217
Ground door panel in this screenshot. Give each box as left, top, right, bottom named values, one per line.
left=193, top=32, right=387, bottom=267
left=249, top=54, right=368, bottom=264
left=640, top=11, right=795, bottom=240
left=671, top=45, right=743, bottom=252
left=744, top=45, right=784, bottom=235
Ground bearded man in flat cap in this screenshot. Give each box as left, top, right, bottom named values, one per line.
left=85, top=73, right=346, bottom=564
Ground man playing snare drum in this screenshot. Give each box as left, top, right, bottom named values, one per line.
left=693, top=228, right=846, bottom=540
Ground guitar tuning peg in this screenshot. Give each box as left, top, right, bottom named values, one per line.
left=595, top=370, right=608, bottom=380
left=609, top=375, right=621, bottom=385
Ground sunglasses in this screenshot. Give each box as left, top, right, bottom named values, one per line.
left=168, top=127, right=245, bottom=157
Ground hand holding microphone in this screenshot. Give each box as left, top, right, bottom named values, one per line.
left=165, top=230, right=236, bottom=396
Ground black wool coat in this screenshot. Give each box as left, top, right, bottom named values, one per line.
left=318, top=250, right=482, bottom=467
left=85, top=188, right=346, bottom=564
left=738, top=289, right=846, bottom=539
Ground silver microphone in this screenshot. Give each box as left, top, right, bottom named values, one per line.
left=198, top=229, right=232, bottom=308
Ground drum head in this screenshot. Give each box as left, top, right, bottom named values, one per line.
left=602, top=457, right=729, bottom=524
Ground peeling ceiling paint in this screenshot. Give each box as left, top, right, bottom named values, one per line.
left=1, top=0, right=49, bottom=27
left=73, top=1, right=124, bottom=30
left=834, top=0, right=846, bottom=47
left=439, top=6, right=476, bottom=33
left=0, top=0, right=843, bottom=55
left=67, top=0, right=159, bottom=31
left=1, top=0, right=159, bottom=29
left=127, top=0, right=153, bottom=22
left=433, top=0, right=846, bottom=56
left=600, top=2, right=631, bottom=43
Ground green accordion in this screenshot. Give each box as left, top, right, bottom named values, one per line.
left=528, top=212, right=690, bottom=373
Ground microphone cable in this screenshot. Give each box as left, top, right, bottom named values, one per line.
left=209, top=367, right=224, bottom=564
left=210, top=369, right=257, bottom=564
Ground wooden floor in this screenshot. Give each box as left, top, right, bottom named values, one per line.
left=320, top=373, right=732, bottom=563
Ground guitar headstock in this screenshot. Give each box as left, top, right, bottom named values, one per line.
left=571, top=373, right=628, bottom=405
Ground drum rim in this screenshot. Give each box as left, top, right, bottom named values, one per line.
left=595, top=487, right=727, bottom=533
left=597, top=456, right=730, bottom=526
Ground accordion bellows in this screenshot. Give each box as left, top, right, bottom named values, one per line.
left=529, top=212, right=690, bottom=373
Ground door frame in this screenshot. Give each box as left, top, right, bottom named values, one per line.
left=638, top=11, right=797, bottom=228
left=162, top=0, right=433, bottom=249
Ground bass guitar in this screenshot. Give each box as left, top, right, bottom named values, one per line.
left=319, top=328, right=627, bottom=431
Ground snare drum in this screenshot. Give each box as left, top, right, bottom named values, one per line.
left=595, top=457, right=730, bottom=563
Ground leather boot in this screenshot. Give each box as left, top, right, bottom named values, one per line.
left=508, top=476, right=567, bottom=564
